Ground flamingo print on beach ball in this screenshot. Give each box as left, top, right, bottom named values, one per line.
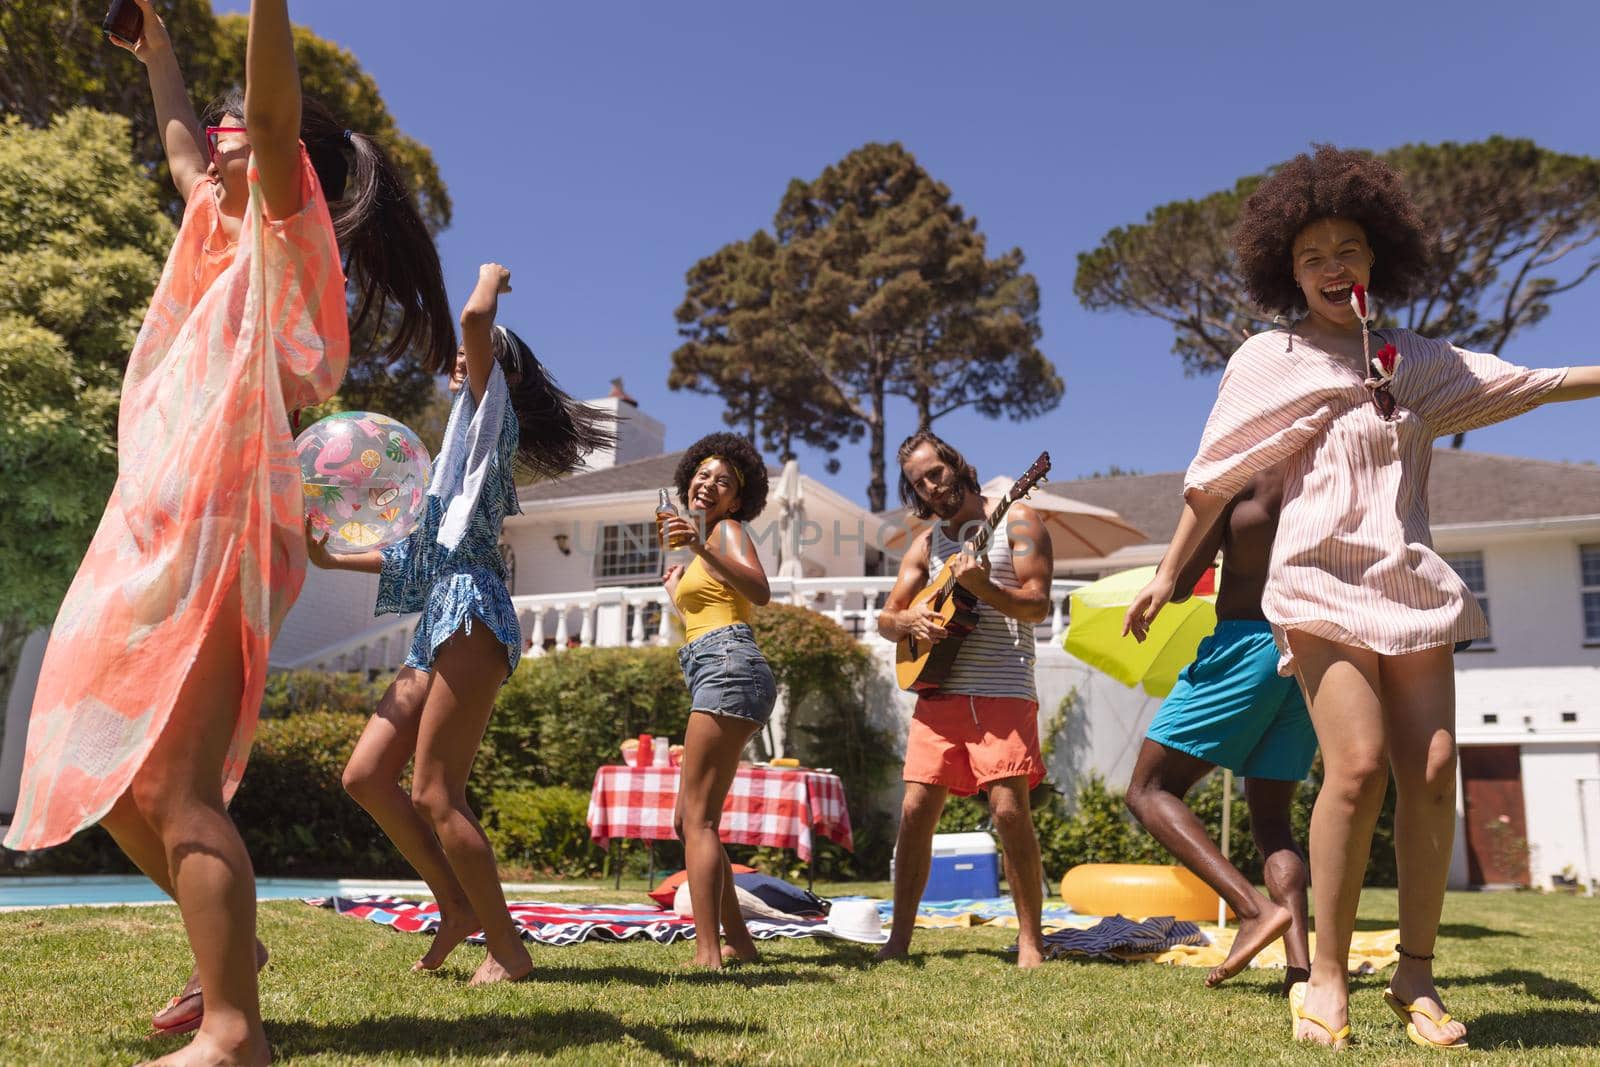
left=296, top=411, right=432, bottom=552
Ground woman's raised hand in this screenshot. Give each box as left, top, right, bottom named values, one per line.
left=107, top=0, right=173, bottom=64
left=661, top=515, right=704, bottom=555
left=479, top=263, right=512, bottom=295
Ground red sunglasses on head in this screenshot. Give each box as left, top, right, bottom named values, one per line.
left=205, top=125, right=248, bottom=163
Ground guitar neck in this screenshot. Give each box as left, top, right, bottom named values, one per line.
left=965, top=495, right=1012, bottom=558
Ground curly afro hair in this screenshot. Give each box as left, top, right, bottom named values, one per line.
left=674, top=432, right=769, bottom=522
left=1233, top=144, right=1432, bottom=316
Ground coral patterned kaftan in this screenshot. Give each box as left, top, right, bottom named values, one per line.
left=1184, top=329, right=1566, bottom=674
left=5, top=149, right=347, bottom=849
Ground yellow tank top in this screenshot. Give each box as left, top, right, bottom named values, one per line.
left=674, top=554, right=753, bottom=642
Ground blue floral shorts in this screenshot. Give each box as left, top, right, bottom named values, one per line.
left=677, top=623, right=777, bottom=724
left=403, top=565, right=521, bottom=681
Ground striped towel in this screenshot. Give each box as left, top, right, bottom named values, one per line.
left=306, top=896, right=834, bottom=947
left=851, top=895, right=1083, bottom=930
left=1034, top=915, right=1208, bottom=961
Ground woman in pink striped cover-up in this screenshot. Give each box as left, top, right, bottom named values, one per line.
left=1125, top=146, right=1600, bottom=1051
left=3, top=1, right=452, bottom=1061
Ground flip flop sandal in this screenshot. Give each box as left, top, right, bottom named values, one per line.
left=1384, top=988, right=1470, bottom=1049
left=1289, top=981, right=1352, bottom=1050
left=149, top=989, right=204, bottom=1039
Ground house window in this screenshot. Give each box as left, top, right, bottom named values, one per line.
left=1443, top=551, right=1491, bottom=649
left=596, top=522, right=661, bottom=582
left=1582, top=545, right=1600, bottom=643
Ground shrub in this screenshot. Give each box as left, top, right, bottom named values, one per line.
left=229, top=710, right=409, bottom=876
left=477, top=646, right=691, bottom=797
left=486, top=786, right=605, bottom=878
left=750, top=604, right=898, bottom=879
left=260, top=670, right=387, bottom=719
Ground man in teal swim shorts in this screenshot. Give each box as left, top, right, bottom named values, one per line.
left=1124, top=464, right=1315, bottom=993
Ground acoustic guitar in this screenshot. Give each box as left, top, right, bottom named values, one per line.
left=894, top=452, right=1051, bottom=692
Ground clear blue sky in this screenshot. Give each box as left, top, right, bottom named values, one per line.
left=223, top=1, right=1600, bottom=504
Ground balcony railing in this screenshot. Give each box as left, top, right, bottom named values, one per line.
left=281, top=576, right=1088, bottom=674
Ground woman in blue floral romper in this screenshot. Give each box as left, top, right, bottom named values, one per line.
left=307, top=262, right=612, bottom=984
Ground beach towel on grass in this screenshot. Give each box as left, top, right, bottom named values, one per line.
left=306, top=896, right=836, bottom=947
left=1153, top=924, right=1400, bottom=975
left=867, top=895, right=1083, bottom=930
left=1032, top=915, right=1208, bottom=961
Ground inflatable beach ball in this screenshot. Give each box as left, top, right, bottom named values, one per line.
left=296, top=411, right=432, bottom=552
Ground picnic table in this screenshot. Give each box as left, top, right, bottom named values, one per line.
left=586, top=764, right=854, bottom=889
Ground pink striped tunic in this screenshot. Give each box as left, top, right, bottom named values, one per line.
left=1185, top=329, right=1566, bottom=673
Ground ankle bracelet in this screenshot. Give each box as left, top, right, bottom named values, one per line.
left=1395, top=943, right=1435, bottom=962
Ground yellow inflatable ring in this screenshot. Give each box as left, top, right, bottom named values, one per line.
left=1059, top=863, right=1234, bottom=923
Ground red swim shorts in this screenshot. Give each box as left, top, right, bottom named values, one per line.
left=903, top=693, right=1044, bottom=796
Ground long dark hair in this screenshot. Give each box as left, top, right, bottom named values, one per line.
left=489, top=326, right=617, bottom=480
left=204, top=91, right=455, bottom=373
left=896, top=430, right=981, bottom=519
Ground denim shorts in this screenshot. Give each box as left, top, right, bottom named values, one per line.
left=677, top=623, right=777, bottom=724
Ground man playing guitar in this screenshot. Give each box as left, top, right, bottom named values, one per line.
left=874, top=431, right=1054, bottom=966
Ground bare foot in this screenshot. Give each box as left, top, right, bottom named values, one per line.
left=151, top=942, right=269, bottom=1037
left=685, top=942, right=727, bottom=969
left=722, top=925, right=760, bottom=964
left=873, top=941, right=910, bottom=963
left=1291, top=979, right=1351, bottom=1049
left=1387, top=970, right=1468, bottom=1047
left=681, top=953, right=726, bottom=972
left=138, top=1029, right=271, bottom=1066
left=1206, top=903, right=1291, bottom=987
left=467, top=946, right=532, bottom=986
left=1016, top=941, right=1045, bottom=969
left=413, top=908, right=480, bottom=972
left=1280, top=965, right=1311, bottom=997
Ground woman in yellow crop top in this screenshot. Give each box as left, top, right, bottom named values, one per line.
left=660, top=433, right=776, bottom=968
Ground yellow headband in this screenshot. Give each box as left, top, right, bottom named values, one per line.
left=698, top=455, right=745, bottom=488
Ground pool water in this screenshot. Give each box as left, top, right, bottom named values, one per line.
left=0, top=875, right=435, bottom=911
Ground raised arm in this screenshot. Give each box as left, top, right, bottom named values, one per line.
left=243, top=0, right=304, bottom=220
left=459, top=263, right=511, bottom=404
left=110, top=0, right=207, bottom=200
left=1122, top=490, right=1230, bottom=641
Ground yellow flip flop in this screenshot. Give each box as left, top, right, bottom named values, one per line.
left=1289, top=981, right=1352, bottom=1050
left=1383, top=989, right=1469, bottom=1049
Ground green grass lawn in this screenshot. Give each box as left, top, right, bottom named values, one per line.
left=2, top=883, right=1597, bottom=1065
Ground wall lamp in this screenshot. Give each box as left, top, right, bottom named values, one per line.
left=553, top=532, right=571, bottom=556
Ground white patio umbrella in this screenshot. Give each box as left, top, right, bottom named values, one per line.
left=879, top=477, right=1147, bottom=558
left=774, top=459, right=805, bottom=579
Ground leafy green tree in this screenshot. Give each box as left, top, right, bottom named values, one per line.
left=1, top=4, right=451, bottom=422
left=1075, top=137, right=1600, bottom=447
left=674, top=143, right=1061, bottom=509
left=671, top=231, right=859, bottom=471
left=0, top=109, right=175, bottom=736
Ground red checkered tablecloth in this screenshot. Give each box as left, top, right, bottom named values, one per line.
left=587, top=765, right=853, bottom=862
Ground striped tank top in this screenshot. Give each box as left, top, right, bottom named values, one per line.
left=927, top=516, right=1037, bottom=700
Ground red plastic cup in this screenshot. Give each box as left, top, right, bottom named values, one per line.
left=636, top=734, right=654, bottom=769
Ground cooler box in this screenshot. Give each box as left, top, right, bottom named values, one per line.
left=923, top=831, right=1000, bottom=901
